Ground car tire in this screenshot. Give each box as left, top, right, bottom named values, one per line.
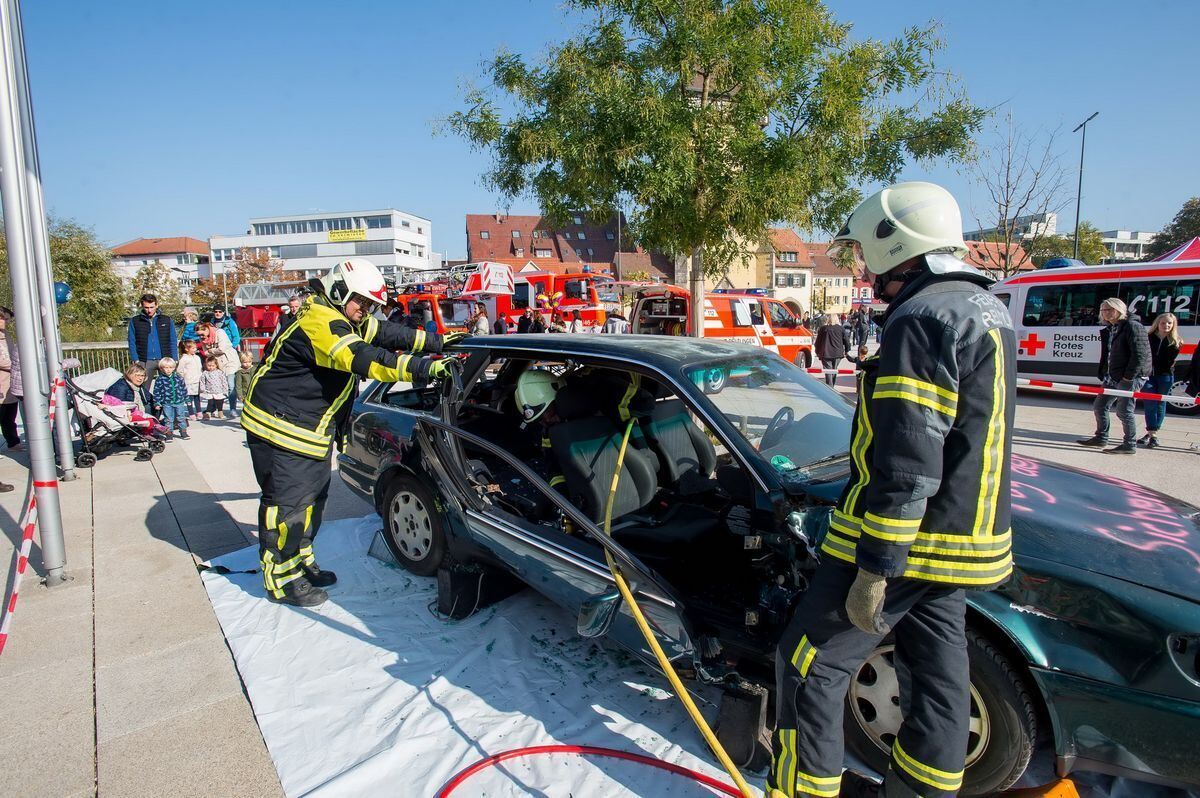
left=843, top=630, right=1036, bottom=796
left=703, top=367, right=726, bottom=394
left=381, top=473, right=447, bottom=576
left=795, top=350, right=812, bottom=371
left=1165, top=380, right=1200, bottom=416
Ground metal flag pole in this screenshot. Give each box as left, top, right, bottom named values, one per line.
left=1072, top=111, right=1099, bottom=261
left=7, top=0, right=74, bottom=481
left=0, top=0, right=67, bottom=585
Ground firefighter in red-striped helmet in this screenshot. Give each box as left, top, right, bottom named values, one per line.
left=242, top=258, right=463, bottom=607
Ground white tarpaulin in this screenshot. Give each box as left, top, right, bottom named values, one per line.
left=200, top=516, right=756, bottom=797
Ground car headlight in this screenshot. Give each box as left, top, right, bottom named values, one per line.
left=1168, top=633, right=1200, bottom=687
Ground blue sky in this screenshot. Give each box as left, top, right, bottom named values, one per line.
left=25, top=0, right=1199, bottom=258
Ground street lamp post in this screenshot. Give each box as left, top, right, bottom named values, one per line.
left=1072, top=111, right=1099, bottom=261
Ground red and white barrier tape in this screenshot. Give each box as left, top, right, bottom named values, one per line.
left=802, top=366, right=1197, bottom=406
left=0, top=374, right=63, bottom=657
left=1016, top=377, right=1199, bottom=406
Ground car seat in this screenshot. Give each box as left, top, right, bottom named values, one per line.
left=548, top=413, right=719, bottom=557
left=641, top=399, right=717, bottom=494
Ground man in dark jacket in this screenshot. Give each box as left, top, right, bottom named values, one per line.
left=769, top=182, right=1016, bottom=798
left=1077, top=297, right=1151, bottom=454
left=814, top=314, right=850, bottom=386
left=127, top=294, right=178, bottom=380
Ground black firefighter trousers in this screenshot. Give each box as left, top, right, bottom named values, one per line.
left=770, top=562, right=970, bottom=797
left=247, top=433, right=332, bottom=599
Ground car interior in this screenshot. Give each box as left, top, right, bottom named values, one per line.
left=444, top=356, right=773, bottom=609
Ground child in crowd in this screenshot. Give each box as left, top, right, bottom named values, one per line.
left=198, top=356, right=229, bottom=419
left=178, top=340, right=202, bottom=419
left=234, top=352, right=257, bottom=410
left=152, top=357, right=190, bottom=439
left=103, top=362, right=169, bottom=438
left=845, top=344, right=871, bottom=370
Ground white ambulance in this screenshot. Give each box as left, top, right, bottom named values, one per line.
left=990, top=258, right=1200, bottom=405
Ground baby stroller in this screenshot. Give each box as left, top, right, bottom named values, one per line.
left=64, top=367, right=167, bottom=467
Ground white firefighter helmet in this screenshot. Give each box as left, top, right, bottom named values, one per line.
left=318, top=258, right=389, bottom=308
left=516, top=369, right=562, bottom=424
left=827, top=182, right=971, bottom=276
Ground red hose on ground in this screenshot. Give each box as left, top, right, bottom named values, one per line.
left=435, top=744, right=745, bottom=797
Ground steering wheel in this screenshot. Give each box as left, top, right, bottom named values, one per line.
left=760, top=406, right=794, bottom=451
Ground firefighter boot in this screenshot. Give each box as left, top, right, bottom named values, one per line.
left=304, top=564, right=337, bottom=588
left=268, top=576, right=328, bottom=608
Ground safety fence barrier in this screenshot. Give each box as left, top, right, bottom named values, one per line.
left=0, top=372, right=61, bottom=657
left=800, top=366, right=1199, bottom=406
left=61, top=341, right=127, bottom=374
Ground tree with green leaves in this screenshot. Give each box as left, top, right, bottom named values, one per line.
left=449, top=0, right=983, bottom=333
left=190, top=247, right=285, bottom=310
left=1028, top=221, right=1108, bottom=266
left=131, top=259, right=185, bottom=319
left=0, top=218, right=126, bottom=341
left=1146, top=197, right=1200, bottom=261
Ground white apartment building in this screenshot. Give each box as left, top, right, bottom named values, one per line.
left=964, top=212, right=1058, bottom=242
left=208, top=209, right=434, bottom=280
left=1099, top=229, right=1155, bottom=263
left=110, top=236, right=211, bottom=303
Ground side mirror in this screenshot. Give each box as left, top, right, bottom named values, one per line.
left=577, top=588, right=623, bottom=638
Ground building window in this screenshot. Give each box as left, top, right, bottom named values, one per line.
left=575, top=248, right=582, bottom=256
left=354, top=240, right=392, bottom=256
left=775, top=274, right=787, bottom=287
left=573, top=215, right=582, bottom=225
left=606, top=231, right=615, bottom=240
left=577, top=231, right=586, bottom=240
left=779, top=251, right=797, bottom=263
left=515, top=247, right=524, bottom=257
left=512, top=230, right=521, bottom=238
left=797, top=273, right=807, bottom=288
left=586, top=248, right=593, bottom=257
left=279, top=244, right=318, bottom=259
left=535, top=248, right=552, bottom=257
left=417, top=226, right=423, bottom=234
left=401, top=220, right=410, bottom=228
left=480, top=231, right=490, bottom=239
left=366, top=216, right=390, bottom=229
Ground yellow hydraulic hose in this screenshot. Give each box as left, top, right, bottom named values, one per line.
left=602, top=420, right=758, bottom=798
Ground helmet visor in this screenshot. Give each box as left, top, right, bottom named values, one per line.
left=826, top=240, right=866, bottom=278
left=350, top=291, right=385, bottom=309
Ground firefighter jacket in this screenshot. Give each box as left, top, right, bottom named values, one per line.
left=820, top=268, right=1017, bottom=589
left=241, top=295, right=442, bottom=458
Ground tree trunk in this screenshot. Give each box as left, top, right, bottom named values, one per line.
left=689, top=246, right=704, bottom=338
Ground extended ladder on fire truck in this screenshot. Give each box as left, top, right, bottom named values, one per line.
left=393, top=261, right=514, bottom=298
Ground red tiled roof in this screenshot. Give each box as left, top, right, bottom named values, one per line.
left=964, top=240, right=1034, bottom=273
left=111, top=237, right=209, bottom=257
left=465, top=213, right=628, bottom=265
left=768, top=227, right=806, bottom=255
left=811, top=254, right=853, bottom=276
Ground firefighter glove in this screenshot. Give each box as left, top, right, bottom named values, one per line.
left=442, top=331, right=471, bottom=348
left=426, top=357, right=454, bottom=381
left=845, top=569, right=889, bottom=635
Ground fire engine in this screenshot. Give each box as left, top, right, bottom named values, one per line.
left=230, top=280, right=306, bottom=360
left=631, top=284, right=815, bottom=374
left=391, top=261, right=516, bottom=334
left=393, top=263, right=607, bottom=332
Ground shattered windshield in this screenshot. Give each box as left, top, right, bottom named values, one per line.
left=683, top=354, right=853, bottom=478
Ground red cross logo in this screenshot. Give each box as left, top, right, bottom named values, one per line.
left=1019, top=333, right=1046, bottom=356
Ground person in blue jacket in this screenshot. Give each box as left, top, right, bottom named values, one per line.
left=211, top=305, right=241, bottom=348
left=127, top=294, right=178, bottom=381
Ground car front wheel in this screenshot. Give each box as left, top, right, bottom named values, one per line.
left=381, top=473, right=447, bottom=576
left=844, top=630, right=1037, bottom=796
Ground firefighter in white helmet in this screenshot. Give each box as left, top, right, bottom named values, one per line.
left=243, top=258, right=463, bottom=607
left=768, top=183, right=1017, bottom=797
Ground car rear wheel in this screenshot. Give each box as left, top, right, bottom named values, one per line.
left=703, top=367, right=726, bottom=394
left=382, top=473, right=446, bottom=576
left=844, top=631, right=1036, bottom=796
left=795, top=350, right=812, bottom=370
left=1165, top=380, right=1200, bottom=416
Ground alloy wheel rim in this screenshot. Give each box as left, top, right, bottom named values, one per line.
left=389, top=490, right=432, bottom=561
left=849, top=645, right=991, bottom=767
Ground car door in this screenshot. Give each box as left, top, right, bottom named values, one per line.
left=413, top=365, right=697, bottom=668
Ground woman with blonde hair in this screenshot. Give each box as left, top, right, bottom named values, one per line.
left=1141, top=311, right=1182, bottom=448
